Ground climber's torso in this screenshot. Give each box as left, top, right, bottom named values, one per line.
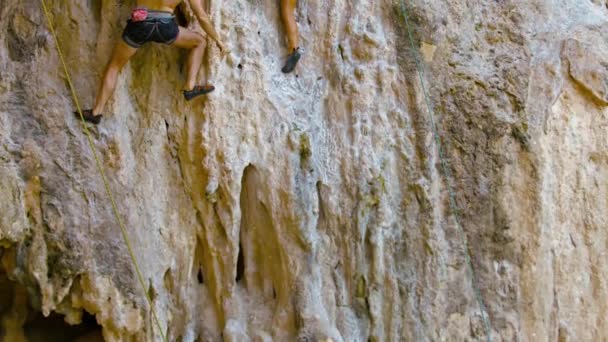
left=136, top=0, right=182, bottom=12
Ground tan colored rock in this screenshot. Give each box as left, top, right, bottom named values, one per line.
left=0, top=0, right=607, bottom=341
left=563, top=38, right=608, bottom=104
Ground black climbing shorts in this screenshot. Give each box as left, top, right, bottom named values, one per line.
left=122, top=11, right=179, bottom=49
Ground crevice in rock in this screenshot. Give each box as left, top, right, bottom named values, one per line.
left=316, top=181, right=329, bottom=233
left=192, top=238, right=207, bottom=287
left=338, top=44, right=345, bottom=61
left=568, top=74, right=608, bottom=107
left=163, top=268, right=174, bottom=292
left=91, top=0, right=102, bottom=25
left=236, top=242, right=245, bottom=283
left=238, top=165, right=255, bottom=290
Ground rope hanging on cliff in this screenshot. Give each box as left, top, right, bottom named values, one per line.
left=39, top=2, right=168, bottom=341
left=399, top=1, right=493, bottom=340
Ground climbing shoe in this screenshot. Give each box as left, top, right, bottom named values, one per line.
left=183, top=84, right=215, bottom=101
left=74, top=109, right=102, bottom=125
left=281, top=47, right=301, bottom=74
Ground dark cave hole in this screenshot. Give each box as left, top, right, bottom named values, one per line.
left=24, top=311, right=103, bottom=342
left=197, top=267, right=204, bottom=284
left=1, top=263, right=103, bottom=342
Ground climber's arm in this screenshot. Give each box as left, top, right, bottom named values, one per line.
left=188, top=0, right=226, bottom=51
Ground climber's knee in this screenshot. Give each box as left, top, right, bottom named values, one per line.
left=194, top=34, right=206, bottom=49
left=174, top=27, right=207, bottom=50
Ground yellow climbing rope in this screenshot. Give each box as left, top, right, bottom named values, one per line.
left=39, top=1, right=168, bottom=341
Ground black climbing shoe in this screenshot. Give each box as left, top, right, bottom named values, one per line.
left=281, top=47, right=301, bottom=74
left=183, top=84, right=215, bottom=101
left=74, top=109, right=102, bottom=125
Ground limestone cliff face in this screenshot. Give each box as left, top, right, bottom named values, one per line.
left=1, top=0, right=607, bottom=341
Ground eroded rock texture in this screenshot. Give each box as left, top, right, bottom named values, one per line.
left=1, top=0, right=607, bottom=341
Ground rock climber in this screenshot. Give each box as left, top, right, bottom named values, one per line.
left=76, top=0, right=227, bottom=124
left=280, top=0, right=301, bottom=73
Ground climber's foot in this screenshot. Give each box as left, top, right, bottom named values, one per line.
left=74, top=109, right=102, bottom=125
left=183, top=84, right=215, bottom=101
left=282, top=47, right=301, bottom=74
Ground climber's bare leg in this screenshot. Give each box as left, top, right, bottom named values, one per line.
left=92, top=40, right=138, bottom=116
left=280, top=0, right=299, bottom=51
left=280, top=0, right=301, bottom=73
left=173, top=26, right=209, bottom=91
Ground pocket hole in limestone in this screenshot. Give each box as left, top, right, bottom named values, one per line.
left=197, top=267, right=204, bottom=284
left=164, top=268, right=174, bottom=292
left=338, top=44, right=345, bottom=61
left=236, top=243, right=244, bottom=283
left=148, top=282, right=157, bottom=302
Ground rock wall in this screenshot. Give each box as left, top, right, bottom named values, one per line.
left=1, top=0, right=607, bottom=341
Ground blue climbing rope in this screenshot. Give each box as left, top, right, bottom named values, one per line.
left=399, top=1, right=493, bottom=340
